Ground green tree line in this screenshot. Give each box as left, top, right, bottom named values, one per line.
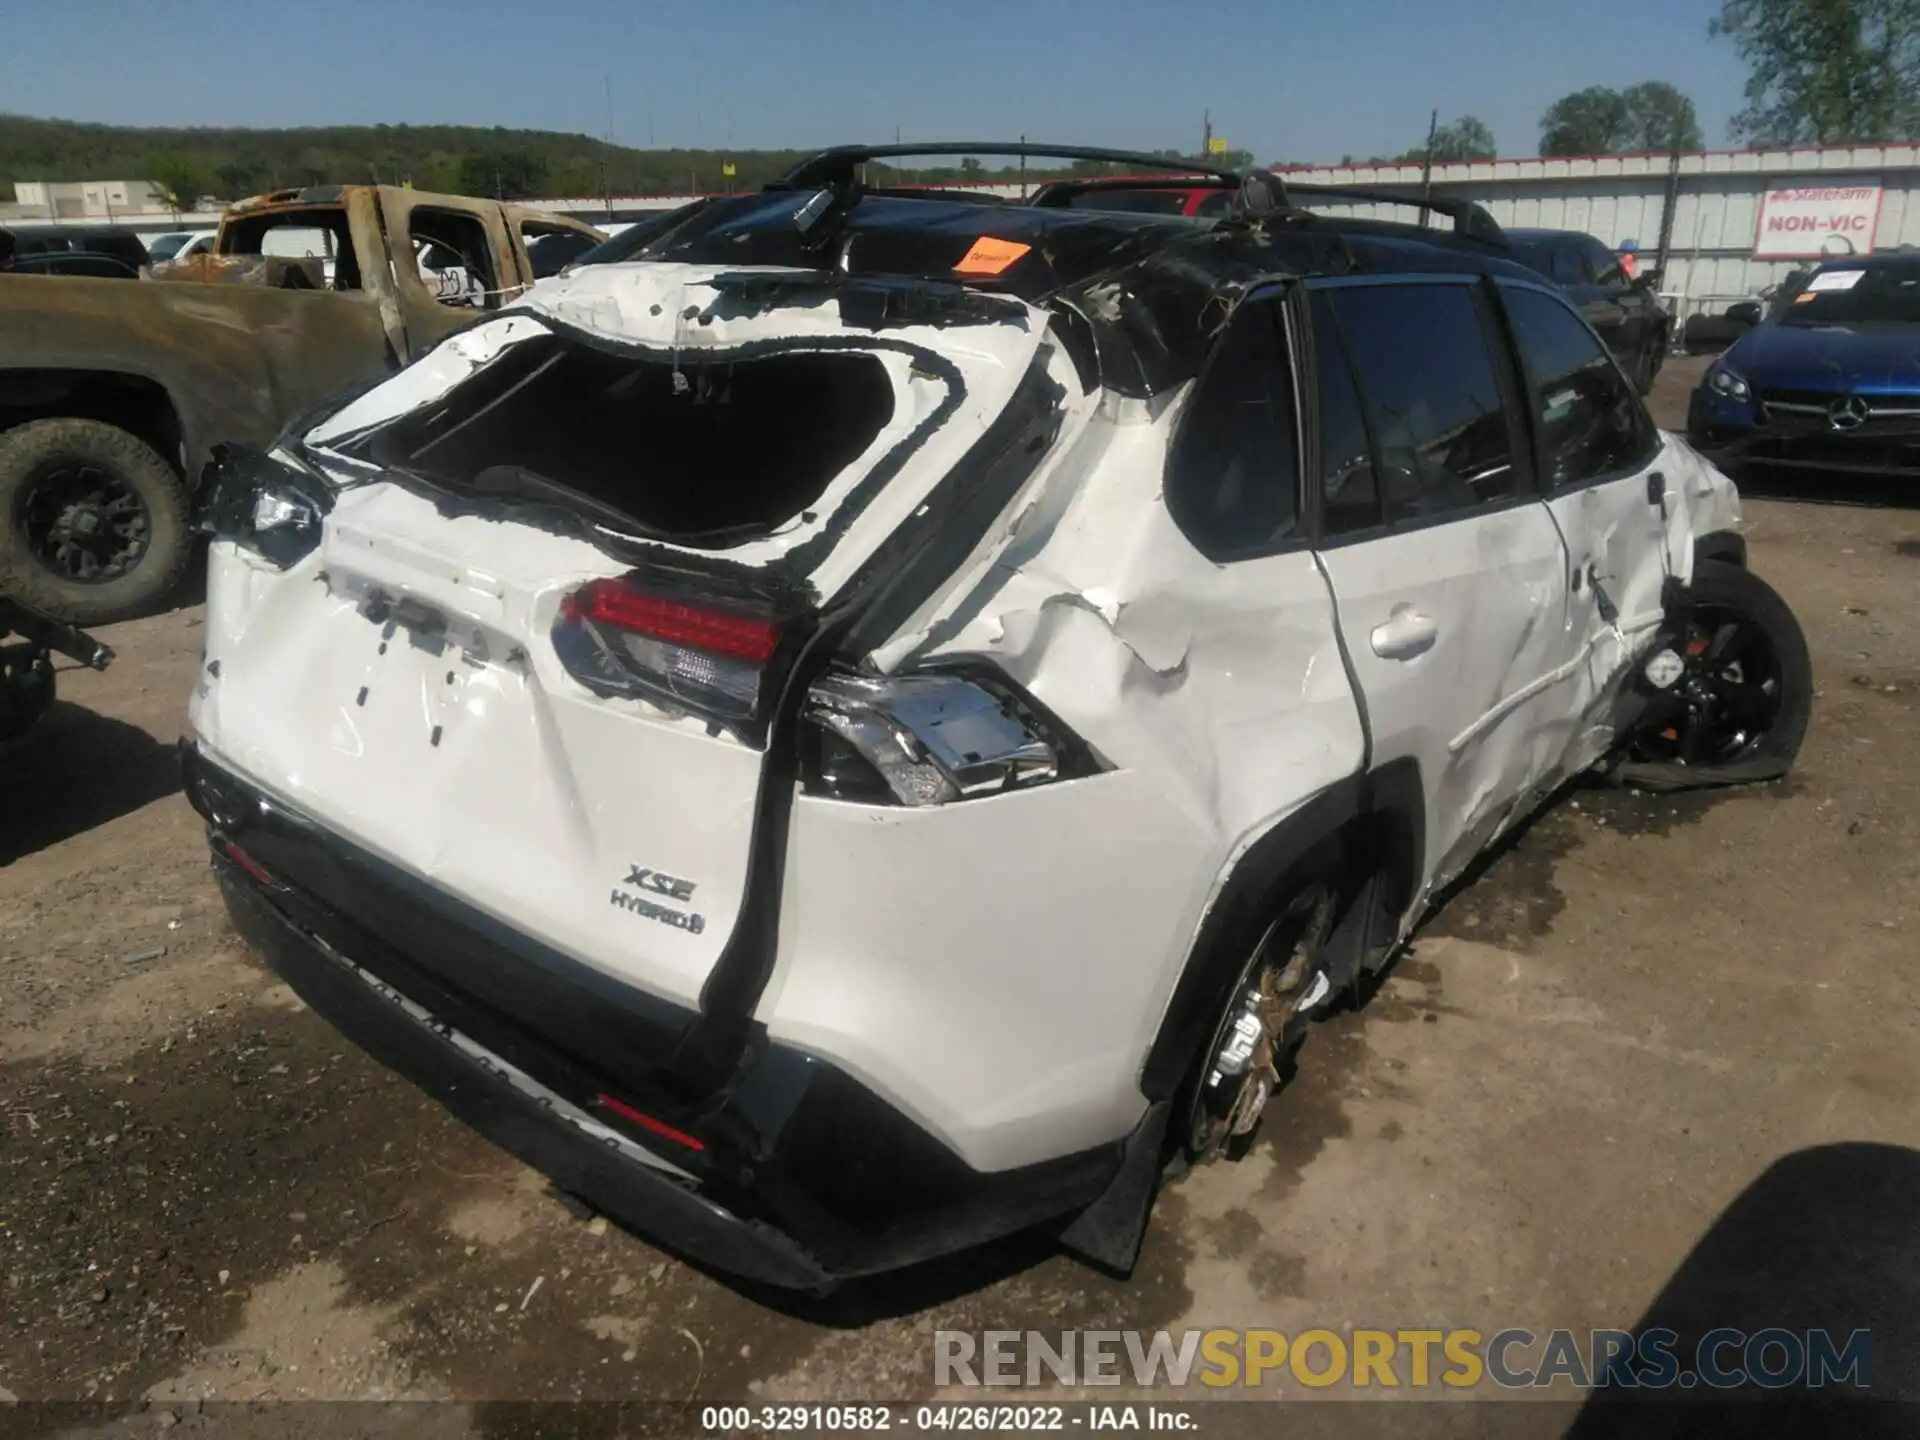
left=1, top=117, right=1265, bottom=206
left=0, top=115, right=836, bottom=204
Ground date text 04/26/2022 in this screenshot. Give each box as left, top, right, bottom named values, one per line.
left=700, top=1404, right=1196, bottom=1431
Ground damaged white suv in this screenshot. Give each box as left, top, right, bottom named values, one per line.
left=184, top=145, right=1810, bottom=1290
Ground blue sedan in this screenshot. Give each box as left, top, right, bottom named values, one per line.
left=1689, top=254, right=1920, bottom=478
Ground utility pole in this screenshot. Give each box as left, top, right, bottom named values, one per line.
left=603, top=73, right=615, bottom=218
left=1019, top=133, right=1027, bottom=200
left=1418, top=107, right=1439, bottom=227
left=1203, top=110, right=1212, bottom=161
left=1653, top=121, right=1686, bottom=305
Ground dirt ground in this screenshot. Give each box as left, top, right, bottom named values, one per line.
left=3, top=354, right=1917, bottom=1435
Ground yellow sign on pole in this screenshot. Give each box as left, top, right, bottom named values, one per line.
left=1207, top=136, right=1229, bottom=154
left=722, top=162, right=737, bottom=178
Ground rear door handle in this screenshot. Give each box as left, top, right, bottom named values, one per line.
left=1370, top=606, right=1439, bottom=660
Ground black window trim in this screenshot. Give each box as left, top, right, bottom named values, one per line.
left=1301, top=273, right=1542, bottom=551
left=1162, top=279, right=1313, bottom=566
left=1489, top=275, right=1662, bottom=496
left=1296, top=282, right=1382, bottom=545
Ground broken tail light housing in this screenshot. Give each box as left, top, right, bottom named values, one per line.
left=196, top=443, right=331, bottom=569
left=799, top=668, right=1101, bottom=807
left=554, top=577, right=786, bottom=733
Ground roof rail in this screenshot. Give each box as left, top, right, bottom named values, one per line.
left=778, top=142, right=1247, bottom=190
left=1280, top=183, right=1505, bottom=244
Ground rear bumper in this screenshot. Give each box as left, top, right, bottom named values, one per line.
left=218, top=865, right=837, bottom=1290
left=186, top=746, right=1125, bottom=1286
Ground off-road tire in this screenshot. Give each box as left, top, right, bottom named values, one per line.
left=0, top=418, right=192, bottom=625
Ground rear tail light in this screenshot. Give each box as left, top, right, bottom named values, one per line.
left=554, top=577, right=785, bottom=729
left=196, top=444, right=330, bottom=569
left=799, top=669, right=1100, bottom=807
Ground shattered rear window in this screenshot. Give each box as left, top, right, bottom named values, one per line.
left=331, top=332, right=896, bottom=544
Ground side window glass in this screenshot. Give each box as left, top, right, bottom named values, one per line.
left=521, top=222, right=598, bottom=279
left=1501, top=285, right=1658, bottom=488
left=1166, top=300, right=1300, bottom=560
left=1551, top=243, right=1587, bottom=287
left=1309, top=291, right=1381, bottom=537
left=407, top=209, right=498, bottom=310
left=1585, top=239, right=1625, bottom=288
left=1327, top=283, right=1518, bottom=522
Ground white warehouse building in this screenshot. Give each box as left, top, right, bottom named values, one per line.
left=1278, top=143, right=1920, bottom=326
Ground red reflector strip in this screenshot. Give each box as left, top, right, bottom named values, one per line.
left=220, top=840, right=279, bottom=888
left=563, top=580, right=780, bottom=663
left=594, top=1092, right=707, bottom=1151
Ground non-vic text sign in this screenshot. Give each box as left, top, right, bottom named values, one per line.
left=1753, top=184, right=1883, bottom=259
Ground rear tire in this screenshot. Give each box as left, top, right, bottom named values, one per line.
left=0, top=418, right=192, bottom=625
left=1615, top=560, right=1811, bottom=791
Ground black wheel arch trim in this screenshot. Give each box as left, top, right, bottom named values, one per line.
left=1139, top=756, right=1425, bottom=1103
left=1694, top=529, right=1746, bottom=570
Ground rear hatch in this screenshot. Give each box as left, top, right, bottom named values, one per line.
left=194, top=261, right=1062, bottom=1013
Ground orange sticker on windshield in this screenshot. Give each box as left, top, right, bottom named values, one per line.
left=954, top=236, right=1031, bottom=277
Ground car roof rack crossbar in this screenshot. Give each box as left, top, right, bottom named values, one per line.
left=773, top=144, right=1503, bottom=245
left=1279, top=183, right=1505, bottom=244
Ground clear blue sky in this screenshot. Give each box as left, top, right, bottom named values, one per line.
left=2, top=0, right=1751, bottom=162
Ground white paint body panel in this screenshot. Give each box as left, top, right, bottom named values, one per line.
left=758, top=388, right=1366, bottom=1168
left=1315, top=504, right=1571, bottom=900
left=193, top=486, right=762, bottom=1010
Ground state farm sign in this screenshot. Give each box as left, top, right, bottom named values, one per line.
left=1753, top=184, right=1883, bottom=259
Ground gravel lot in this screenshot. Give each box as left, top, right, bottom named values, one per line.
left=3, top=355, right=1916, bottom=1434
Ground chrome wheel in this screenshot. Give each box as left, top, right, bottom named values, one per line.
left=1187, top=885, right=1337, bottom=1161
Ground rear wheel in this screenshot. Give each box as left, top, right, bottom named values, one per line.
left=1616, top=560, right=1812, bottom=791
left=0, top=418, right=192, bottom=625
left=1179, top=882, right=1338, bottom=1165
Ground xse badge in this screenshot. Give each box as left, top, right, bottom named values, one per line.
left=610, top=865, right=705, bottom=934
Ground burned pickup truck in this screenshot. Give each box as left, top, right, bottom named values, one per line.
left=0, top=186, right=601, bottom=624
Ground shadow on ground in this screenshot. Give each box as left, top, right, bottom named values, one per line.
left=1733, top=468, right=1920, bottom=511
left=0, top=697, right=179, bottom=865
left=1566, top=1142, right=1920, bottom=1438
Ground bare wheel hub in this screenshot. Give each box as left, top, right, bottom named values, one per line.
left=1189, top=888, right=1336, bottom=1159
